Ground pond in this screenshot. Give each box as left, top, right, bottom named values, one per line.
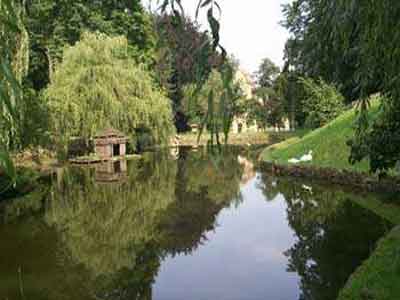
left=0, top=147, right=394, bottom=300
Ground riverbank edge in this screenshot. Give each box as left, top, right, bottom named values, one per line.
left=337, top=225, right=400, bottom=300
left=258, top=161, right=400, bottom=193
left=175, top=131, right=307, bottom=147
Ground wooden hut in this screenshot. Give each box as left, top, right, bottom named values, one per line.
left=94, top=128, right=128, bottom=159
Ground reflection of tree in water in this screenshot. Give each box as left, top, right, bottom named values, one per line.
left=158, top=147, right=245, bottom=256
left=258, top=175, right=391, bottom=300
left=45, top=153, right=177, bottom=299
left=181, top=147, right=244, bottom=205
left=45, top=149, right=245, bottom=299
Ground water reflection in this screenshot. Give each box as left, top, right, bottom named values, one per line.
left=95, top=160, right=128, bottom=183
left=259, top=174, right=392, bottom=300
left=45, top=153, right=177, bottom=299
left=238, top=155, right=256, bottom=186
left=0, top=147, right=393, bottom=300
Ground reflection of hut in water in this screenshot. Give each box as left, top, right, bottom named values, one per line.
left=94, top=128, right=128, bottom=160
left=95, top=160, right=128, bottom=183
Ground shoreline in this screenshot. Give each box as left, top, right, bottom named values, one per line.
left=175, top=131, right=305, bottom=147
left=258, top=161, right=400, bottom=193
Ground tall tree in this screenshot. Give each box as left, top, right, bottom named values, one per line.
left=256, top=57, right=280, bottom=88
left=154, top=14, right=221, bottom=131
left=25, top=0, right=156, bottom=90
left=282, top=0, right=367, bottom=103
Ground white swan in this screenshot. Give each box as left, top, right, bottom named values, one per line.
left=288, top=158, right=301, bottom=164
left=300, top=150, right=313, bottom=162
left=288, top=150, right=313, bottom=164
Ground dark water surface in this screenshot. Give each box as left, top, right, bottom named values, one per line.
left=0, top=147, right=393, bottom=300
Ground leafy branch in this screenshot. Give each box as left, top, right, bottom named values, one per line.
left=156, top=0, right=234, bottom=146
left=0, top=0, right=24, bottom=188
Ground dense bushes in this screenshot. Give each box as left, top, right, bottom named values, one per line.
left=300, top=78, right=345, bottom=129
left=349, top=96, right=400, bottom=174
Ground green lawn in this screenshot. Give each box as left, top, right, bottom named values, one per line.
left=261, top=102, right=381, bottom=173
left=338, top=226, right=400, bottom=300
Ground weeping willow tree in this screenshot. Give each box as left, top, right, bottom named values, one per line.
left=155, top=0, right=240, bottom=145
left=183, top=66, right=242, bottom=145
left=0, top=0, right=29, bottom=188
left=45, top=32, right=175, bottom=155
left=0, top=0, right=29, bottom=147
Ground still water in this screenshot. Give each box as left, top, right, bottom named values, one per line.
left=0, top=147, right=393, bottom=300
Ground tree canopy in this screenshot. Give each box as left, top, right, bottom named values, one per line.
left=182, top=66, right=243, bottom=143
left=45, top=32, right=175, bottom=152
left=256, top=57, right=280, bottom=88
left=153, top=13, right=221, bottom=131
left=282, top=0, right=400, bottom=173
left=25, top=0, right=156, bottom=90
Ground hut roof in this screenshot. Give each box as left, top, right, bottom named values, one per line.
left=94, top=128, right=126, bottom=139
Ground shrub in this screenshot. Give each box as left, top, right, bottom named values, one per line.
left=349, top=95, right=400, bottom=174
left=300, top=77, right=345, bottom=128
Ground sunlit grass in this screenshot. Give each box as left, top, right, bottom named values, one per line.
left=261, top=102, right=381, bottom=173
left=338, top=226, right=400, bottom=300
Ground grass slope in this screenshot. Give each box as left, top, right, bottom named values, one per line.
left=338, top=226, right=400, bottom=300
left=261, top=103, right=380, bottom=173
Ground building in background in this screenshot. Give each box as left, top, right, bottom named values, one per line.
left=231, top=69, right=259, bottom=134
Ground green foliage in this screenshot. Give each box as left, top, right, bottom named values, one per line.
left=25, top=0, right=156, bottom=90
left=154, top=14, right=221, bottom=130
left=282, top=0, right=364, bottom=102
left=156, top=0, right=240, bottom=144
left=45, top=32, right=175, bottom=154
left=182, top=70, right=223, bottom=124
left=248, top=87, right=285, bottom=130
left=18, top=86, right=50, bottom=148
left=256, top=57, right=280, bottom=88
left=252, top=57, right=307, bottom=131
left=157, top=0, right=224, bottom=53
left=300, top=77, right=345, bottom=129
left=0, top=0, right=29, bottom=188
left=182, top=65, right=242, bottom=144
left=349, top=96, right=400, bottom=174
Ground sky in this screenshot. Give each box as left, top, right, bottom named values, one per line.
left=144, top=0, right=292, bottom=74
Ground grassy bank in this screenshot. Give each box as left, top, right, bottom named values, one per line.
left=258, top=101, right=400, bottom=300
left=178, top=130, right=309, bottom=147
left=338, top=226, right=400, bottom=300
left=260, top=102, right=380, bottom=173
